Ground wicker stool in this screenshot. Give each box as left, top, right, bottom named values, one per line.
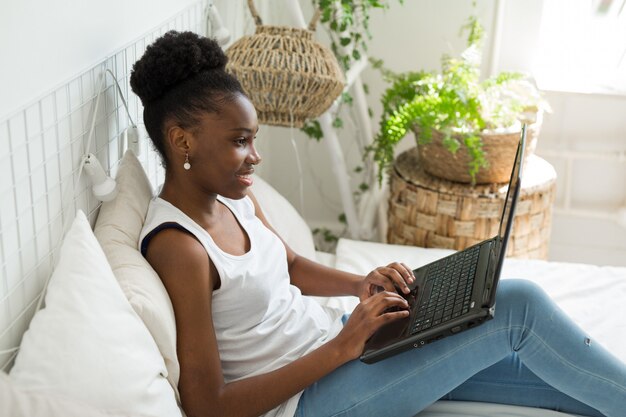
left=387, top=148, right=557, bottom=259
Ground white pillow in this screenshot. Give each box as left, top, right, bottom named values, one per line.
left=93, top=150, right=179, bottom=401
left=92, top=153, right=316, bottom=404
left=1, top=371, right=133, bottom=417
left=335, top=238, right=454, bottom=275
left=250, top=174, right=317, bottom=260
left=9, top=211, right=181, bottom=417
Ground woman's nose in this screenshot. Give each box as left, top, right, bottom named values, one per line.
left=248, top=146, right=262, bottom=165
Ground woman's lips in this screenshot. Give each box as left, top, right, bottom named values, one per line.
left=236, top=172, right=253, bottom=186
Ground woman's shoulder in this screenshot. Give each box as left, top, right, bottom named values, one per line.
left=140, top=197, right=204, bottom=254
left=142, top=198, right=188, bottom=233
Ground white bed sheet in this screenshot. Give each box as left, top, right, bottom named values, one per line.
left=319, top=238, right=626, bottom=417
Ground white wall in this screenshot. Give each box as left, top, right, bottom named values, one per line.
left=0, top=0, right=198, bottom=120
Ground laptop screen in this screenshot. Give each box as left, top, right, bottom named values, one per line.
left=494, top=125, right=527, bottom=259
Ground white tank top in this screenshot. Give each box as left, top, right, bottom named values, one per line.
left=139, top=196, right=344, bottom=417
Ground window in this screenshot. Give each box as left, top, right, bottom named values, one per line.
left=533, top=0, right=626, bottom=94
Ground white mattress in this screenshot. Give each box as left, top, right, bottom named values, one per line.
left=318, top=238, right=626, bottom=417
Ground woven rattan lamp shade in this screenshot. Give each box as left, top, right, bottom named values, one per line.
left=387, top=148, right=557, bottom=259
left=225, top=0, right=344, bottom=128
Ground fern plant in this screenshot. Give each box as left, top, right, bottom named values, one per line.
left=370, top=14, right=547, bottom=183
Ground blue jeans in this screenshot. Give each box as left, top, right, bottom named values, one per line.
left=295, top=279, right=626, bottom=417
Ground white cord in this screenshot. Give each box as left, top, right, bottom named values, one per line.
left=82, top=70, right=136, bottom=163
left=80, top=72, right=107, bottom=172
left=105, top=69, right=137, bottom=127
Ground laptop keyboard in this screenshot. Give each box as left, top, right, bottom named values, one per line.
left=409, top=245, right=480, bottom=335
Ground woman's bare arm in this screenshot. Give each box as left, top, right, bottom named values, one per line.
left=247, top=192, right=414, bottom=300
left=146, top=227, right=408, bottom=417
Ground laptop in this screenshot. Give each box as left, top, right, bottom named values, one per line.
left=360, top=125, right=527, bottom=364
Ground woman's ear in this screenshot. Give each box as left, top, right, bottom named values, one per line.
left=166, top=125, right=191, bottom=157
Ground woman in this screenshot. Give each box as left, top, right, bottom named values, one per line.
left=131, top=31, right=626, bottom=417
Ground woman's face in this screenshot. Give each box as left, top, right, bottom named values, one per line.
left=186, top=93, right=260, bottom=200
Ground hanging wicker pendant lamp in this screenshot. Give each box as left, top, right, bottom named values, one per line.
left=225, top=0, right=345, bottom=128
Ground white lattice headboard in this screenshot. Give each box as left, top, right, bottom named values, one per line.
left=0, top=1, right=214, bottom=371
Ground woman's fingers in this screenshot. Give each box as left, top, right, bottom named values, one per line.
left=336, top=292, right=411, bottom=360
left=369, top=263, right=415, bottom=294
left=364, top=292, right=410, bottom=334
left=400, top=262, right=415, bottom=283
left=367, top=271, right=397, bottom=294
left=347, top=293, right=408, bottom=343
left=364, top=291, right=410, bottom=315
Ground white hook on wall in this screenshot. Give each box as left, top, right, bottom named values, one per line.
left=208, top=4, right=230, bottom=46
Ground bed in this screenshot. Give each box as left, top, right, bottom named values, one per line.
left=2, top=150, right=625, bottom=417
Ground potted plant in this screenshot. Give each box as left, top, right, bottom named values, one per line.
left=370, top=14, right=550, bottom=184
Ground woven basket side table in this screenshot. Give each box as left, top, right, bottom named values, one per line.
left=387, top=148, right=557, bottom=259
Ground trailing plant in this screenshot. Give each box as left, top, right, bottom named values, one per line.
left=314, top=0, right=404, bottom=70
left=299, top=0, right=407, bottom=223
left=301, top=0, right=404, bottom=142
left=370, top=14, right=548, bottom=183
left=312, top=213, right=347, bottom=252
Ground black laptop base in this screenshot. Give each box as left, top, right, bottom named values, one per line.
left=360, top=239, right=497, bottom=364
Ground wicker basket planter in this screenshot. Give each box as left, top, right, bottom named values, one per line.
left=413, top=116, right=542, bottom=184
left=387, top=147, right=556, bottom=259
left=225, top=0, right=344, bottom=128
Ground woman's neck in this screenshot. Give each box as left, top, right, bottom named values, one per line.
left=159, top=173, right=221, bottom=229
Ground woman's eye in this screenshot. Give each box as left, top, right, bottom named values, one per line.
left=236, top=138, right=247, bottom=146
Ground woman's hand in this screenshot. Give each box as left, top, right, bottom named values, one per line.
left=357, top=262, right=415, bottom=301
left=332, top=291, right=410, bottom=361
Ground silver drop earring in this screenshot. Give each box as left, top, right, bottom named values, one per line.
left=183, top=152, right=191, bottom=170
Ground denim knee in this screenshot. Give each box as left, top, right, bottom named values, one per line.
left=495, top=279, right=558, bottom=340
left=498, top=279, right=550, bottom=310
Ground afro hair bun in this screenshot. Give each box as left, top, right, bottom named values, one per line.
left=130, top=30, right=228, bottom=103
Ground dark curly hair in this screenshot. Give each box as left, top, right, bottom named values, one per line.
left=130, top=30, right=245, bottom=167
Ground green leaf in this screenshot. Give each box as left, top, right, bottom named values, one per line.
left=341, top=92, right=353, bottom=105
left=300, top=120, right=323, bottom=141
